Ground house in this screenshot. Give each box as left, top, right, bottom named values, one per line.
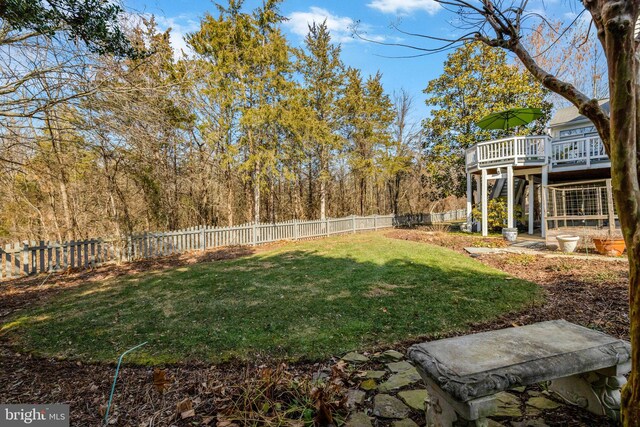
left=465, top=100, right=617, bottom=242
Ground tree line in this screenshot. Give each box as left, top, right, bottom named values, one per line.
left=0, top=0, right=587, bottom=242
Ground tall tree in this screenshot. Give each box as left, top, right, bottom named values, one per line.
left=341, top=69, right=395, bottom=215
left=380, top=90, right=416, bottom=215
left=422, top=41, right=551, bottom=199
left=189, top=0, right=293, bottom=224
left=296, top=21, right=345, bottom=220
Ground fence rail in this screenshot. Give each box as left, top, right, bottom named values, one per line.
left=0, top=210, right=466, bottom=281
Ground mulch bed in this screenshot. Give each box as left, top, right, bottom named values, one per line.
left=0, top=229, right=630, bottom=426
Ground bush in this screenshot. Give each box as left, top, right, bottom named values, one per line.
left=472, top=198, right=524, bottom=232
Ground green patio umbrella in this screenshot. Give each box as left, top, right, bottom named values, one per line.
left=476, top=107, right=544, bottom=130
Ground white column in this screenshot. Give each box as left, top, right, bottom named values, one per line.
left=528, top=175, right=535, bottom=235
left=466, top=173, right=473, bottom=230
left=481, top=169, right=488, bottom=237
left=541, top=165, right=548, bottom=238
left=506, top=165, right=514, bottom=229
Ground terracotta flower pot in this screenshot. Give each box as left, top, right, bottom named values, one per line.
left=592, top=238, right=626, bottom=256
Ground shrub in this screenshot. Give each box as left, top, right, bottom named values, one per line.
left=472, top=198, right=524, bottom=232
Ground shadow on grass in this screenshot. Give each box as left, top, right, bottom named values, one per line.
left=1, top=236, right=540, bottom=365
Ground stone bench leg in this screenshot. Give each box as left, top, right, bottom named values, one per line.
left=423, top=378, right=494, bottom=427
left=550, top=369, right=627, bottom=422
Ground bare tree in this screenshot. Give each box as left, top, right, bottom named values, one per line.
left=372, top=0, right=639, bottom=423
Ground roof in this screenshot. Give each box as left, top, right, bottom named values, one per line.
left=549, top=99, right=610, bottom=127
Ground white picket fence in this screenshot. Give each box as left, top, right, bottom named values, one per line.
left=0, top=210, right=466, bottom=281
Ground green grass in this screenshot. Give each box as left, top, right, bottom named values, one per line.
left=1, top=232, right=540, bottom=364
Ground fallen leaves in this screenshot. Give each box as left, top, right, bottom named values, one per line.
left=153, top=368, right=170, bottom=393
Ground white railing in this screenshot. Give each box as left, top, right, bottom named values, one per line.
left=466, top=135, right=549, bottom=170
left=550, top=136, right=608, bottom=169
left=0, top=210, right=467, bottom=281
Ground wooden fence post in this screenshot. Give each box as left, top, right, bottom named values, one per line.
left=293, top=219, right=299, bottom=240
left=352, top=215, right=356, bottom=234
left=374, top=214, right=378, bottom=230
left=22, top=242, right=29, bottom=275
left=200, top=225, right=206, bottom=252
left=3, top=243, right=10, bottom=279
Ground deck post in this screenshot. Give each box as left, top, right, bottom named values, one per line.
left=528, top=175, right=535, bottom=235
left=466, top=173, right=473, bottom=230
left=507, top=166, right=514, bottom=229
left=541, top=165, right=548, bottom=238
left=481, top=169, right=488, bottom=237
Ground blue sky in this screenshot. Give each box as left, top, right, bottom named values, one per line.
left=124, top=0, right=581, bottom=121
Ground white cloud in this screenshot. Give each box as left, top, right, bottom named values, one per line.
left=154, top=15, right=200, bottom=58
left=286, top=7, right=384, bottom=43
left=367, top=0, right=441, bottom=15
left=122, top=13, right=198, bottom=59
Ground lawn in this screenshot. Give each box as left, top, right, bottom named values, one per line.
left=0, top=232, right=540, bottom=364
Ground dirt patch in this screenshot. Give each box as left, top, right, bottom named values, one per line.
left=385, top=228, right=508, bottom=253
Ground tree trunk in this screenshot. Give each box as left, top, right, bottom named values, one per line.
left=359, top=177, right=366, bottom=216
left=599, top=3, right=640, bottom=423
left=253, top=167, right=260, bottom=224
left=320, top=179, right=326, bottom=220
left=320, top=146, right=328, bottom=220
left=307, top=161, right=314, bottom=219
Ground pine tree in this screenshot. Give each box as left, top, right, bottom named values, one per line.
left=188, top=0, right=293, bottom=223
left=296, top=21, right=345, bottom=220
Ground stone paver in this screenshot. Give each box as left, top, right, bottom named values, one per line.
left=377, top=368, right=421, bottom=392
left=397, top=389, right=428, bottom=412
left=346, top=389, right=366, bottom=408
left=493, top=392, right=522, bottom=417
left=364, top=370, right=386, bottom=380
left=342, top=352, right=369, bottom=363
left=392, top=418, right=419, bottom=427
left=386, top=361, right=413, bottom=373
left=373, top=394, right=411, bottom=419
left=374, top=349, right=404, bottom=361
left=526, top=395, right=561, bottom=410
left=337, top=347, right=579, bottom=425
left=526, top=395, right=562, bottom=416
left=345, top=412, right=373, bottom=427
left=360, top=379, right=377, bottom=391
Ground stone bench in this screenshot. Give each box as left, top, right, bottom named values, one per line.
left=407, top=320, right=631, bottom=426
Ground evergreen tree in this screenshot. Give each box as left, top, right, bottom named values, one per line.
left=296, top=21, right=345, bottom=219
left=340, top=69, right=395, bottom=215
left=188, top=0, right=293, bottom=223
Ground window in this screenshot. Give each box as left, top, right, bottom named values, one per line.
left=558, top=125, right=597, bottom=139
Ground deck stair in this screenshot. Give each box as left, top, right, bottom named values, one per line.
left=490, top=178, right=525, bottom=204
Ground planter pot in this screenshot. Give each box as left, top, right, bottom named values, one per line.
left=593, top=238, right=626, bottom=256
left=556, top=235, right=580, bottom=253
left=502, top=227, right=518, bottom=242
